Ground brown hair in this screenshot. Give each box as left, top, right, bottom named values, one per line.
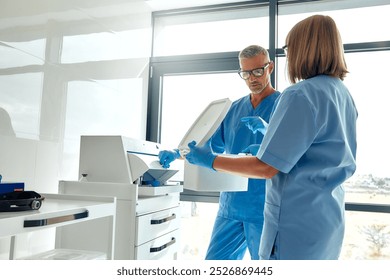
left=285, top=15, right=348, bottom=84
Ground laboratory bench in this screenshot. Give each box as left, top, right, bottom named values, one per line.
left=58, top=181, right=182, bottom=260
left=0, top=193, right=116, bottom=260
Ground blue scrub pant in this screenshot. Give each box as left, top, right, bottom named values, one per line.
left=205, top=216, right=263, bottom=260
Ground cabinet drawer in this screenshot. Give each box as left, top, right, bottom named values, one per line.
left=136, top=206, right=180, bottom=245
left=135, top=229, right=180, bottom=260
left=137, top=193, right=180, bottom=215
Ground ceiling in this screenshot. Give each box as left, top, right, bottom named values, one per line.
left=0, top=0, right=252, bottom=32
left=0, top=0, right=252, bottom=19
left=144, top=0, right=251, bottom=11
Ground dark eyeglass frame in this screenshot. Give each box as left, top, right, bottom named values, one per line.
left=282, top=45, right=288, bottom=55
left=238, top=62, right=270, bottom=80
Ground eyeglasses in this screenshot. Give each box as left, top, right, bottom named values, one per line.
left=282, top=45, right=288, bottom=55
left=238, top=62, right=270, bottom=80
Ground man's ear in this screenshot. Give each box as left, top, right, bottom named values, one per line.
left=269, top=61, right=275, bottom=74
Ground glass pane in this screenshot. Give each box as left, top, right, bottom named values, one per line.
left=276, top=57, right=288, bottom=92
left=160, top=72, right=248, bottom=147
left=61, top=78, right=144, bottom=179
left=62, top=29, right=152, bottom=63
left=0, top=73, right=43, bottom=139
left=278, top=1, right=390, bottom=46
left=179, top=201, right=251, bottom=260
left=153, top=7, right=268, bottom=56
left=341, top=211, right=390, bottom=259
left=0, top=39, right=45, bottom=68
left=179, top=201, right=219, bottom=260
left=343, top=51, right=390, bottom=204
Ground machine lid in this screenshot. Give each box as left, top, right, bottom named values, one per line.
left=178, top=98, right=232, bottom=155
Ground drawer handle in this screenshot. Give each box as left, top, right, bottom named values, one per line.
left=150, top=238, right=176, bottom=253
left=23, top=210, right=89, bottom=227
left=150, top=213, right=176, bottom=225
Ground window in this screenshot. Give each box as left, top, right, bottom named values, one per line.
left=161, top=72, right=247, bottom=148
left=179, top=201, right=219, bottom=260
left=153, top=6, right=268, bottom=56
left=61, top=78, right=144, bottom=180
left=278, top=0, right=390, bottom=46
left=0, top=38, right=45, bottom=139
left=343, top=51, right=390, bottom=205
left=58, top=19, right=151, bottom=180
left=0, top=73, right=43, bottom=139
left=0, top=39, right=45, bottom=68
left=341, top=211, right=390, bottom=259
left=62, top=29, right=151, bottom=63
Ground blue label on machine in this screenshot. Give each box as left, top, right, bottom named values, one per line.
left=0, top=182, right=25, bottom=194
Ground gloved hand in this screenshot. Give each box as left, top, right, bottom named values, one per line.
left=241, top=116, right=268, bottom=135
left=159, top=149, right=180, bottom=168
left=185, top=141, right=216, bottom=170
left=242, top=144, right=260, bottom=155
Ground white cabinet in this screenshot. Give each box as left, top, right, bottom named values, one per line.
left=58, top=181, right=182, bottom=260
left=0, top=193, right=116, bottom=260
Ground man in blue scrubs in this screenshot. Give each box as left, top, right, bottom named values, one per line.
left=159, top=45, right=280, bottom=259
left=185, top=15, right=357, bottom=259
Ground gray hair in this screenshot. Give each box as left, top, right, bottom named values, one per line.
left=239, top=45, right=270, bottom=60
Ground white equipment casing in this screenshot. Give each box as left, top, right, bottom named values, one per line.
left=78, top=135, right=180, bottom=186
left=178, top=98, right=248, bottom=192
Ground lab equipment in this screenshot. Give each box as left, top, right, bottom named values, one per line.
left=0, top=173, right=25, bottom=195
left=0, top=190, right=44, bottom=212
left=178, top=98, right=232, bottom=156
left=78, top=136, right=181, bottom=187
left=178, top=98, right=248, bottom=192
left=59, top=136, right=182, bottom=260
left=0, top=181, right=24, bottom=194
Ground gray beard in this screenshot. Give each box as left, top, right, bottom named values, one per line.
left=252, top=80, right=269, bottom=95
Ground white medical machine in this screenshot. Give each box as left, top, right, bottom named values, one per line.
left=77, top=135, right=182, bottom=188
left=179, top=98, right=248, bottom=192
left=57, top=136, right=183, bottom=260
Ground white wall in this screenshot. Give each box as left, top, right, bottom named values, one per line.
left=0, top=0, right=152, bottom=259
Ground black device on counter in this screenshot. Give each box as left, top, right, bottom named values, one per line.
left=0, top=191, right=44, bottom=212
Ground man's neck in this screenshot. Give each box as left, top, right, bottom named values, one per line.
left=250, top=86, right=275, bottom=108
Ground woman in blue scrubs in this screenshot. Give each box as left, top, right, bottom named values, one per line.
left=185, top=15, right=358, bottom=260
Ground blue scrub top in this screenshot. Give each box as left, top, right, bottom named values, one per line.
left=257, top=75, right=358, bottom=259
left=210, top=92, right=280, bottom=224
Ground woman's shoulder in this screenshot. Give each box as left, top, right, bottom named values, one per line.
left=284, top=75, right=338, bottom=93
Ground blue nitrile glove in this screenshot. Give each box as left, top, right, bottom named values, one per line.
left=241, top=116, right=269, bottom=135
left=185, top=141, right=216, bottom=171
left=242, top=144, right=260, bottom=155
left=159, top=149, right=180, bottom=168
